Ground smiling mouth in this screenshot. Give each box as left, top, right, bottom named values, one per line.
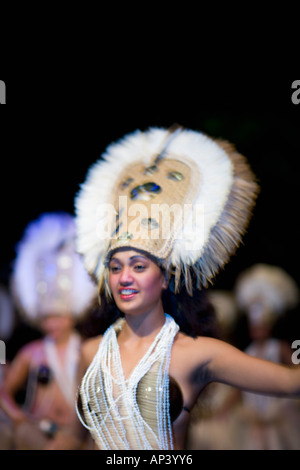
left=119, top=289, right=139, bottom=300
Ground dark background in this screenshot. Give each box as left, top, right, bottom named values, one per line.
left=1, top=77, right=299, bottom=286
left=0, top=74, right=299, bottom=349
left=0, top=13, right=298, bottom=462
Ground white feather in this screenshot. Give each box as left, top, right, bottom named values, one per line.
left=75, top=127, right=258, bottom=292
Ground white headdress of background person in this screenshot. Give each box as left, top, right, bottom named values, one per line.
left=75, top=125, right=259, bottom=300
left=234, top=264, right=300, bottom=327
left=12, top=212, right=98, bottom=326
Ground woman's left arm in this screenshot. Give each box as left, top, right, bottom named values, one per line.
left=200, top=337, right=300, bottom=398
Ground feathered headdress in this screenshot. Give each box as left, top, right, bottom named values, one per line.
left=235, top=263, right=299, bottom=325
left=75, top=125, right=259, bottom=297
left=12, top=212, right=97, bottom=325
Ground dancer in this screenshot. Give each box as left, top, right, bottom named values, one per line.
left=74, top=125, right=300, bottom=450
left=233, top=264, right=300, bottom=449
left=0, top=212, right=97, bottom=449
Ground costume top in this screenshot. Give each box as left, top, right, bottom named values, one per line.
left=77, top=314, right=181, bottom=450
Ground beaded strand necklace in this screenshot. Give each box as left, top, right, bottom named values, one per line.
left=77, top=314, right=179, bottom=450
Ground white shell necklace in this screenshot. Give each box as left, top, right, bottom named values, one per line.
left=77, top=314, right=179, bottom=450
left=44, top=332, right=81, bottom=407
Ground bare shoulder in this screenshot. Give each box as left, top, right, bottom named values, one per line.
left=81, top=335, right=103, bottom=366
left=173, top=332, right=224, bottom=355
left=170, top=333, right=229, bottom=394
left=15, top=339, right=45, bottom=361
left=172, top=333, right=234, bottom=370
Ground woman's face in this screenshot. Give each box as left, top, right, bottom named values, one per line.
left=108, top=250, right=168, bottom=316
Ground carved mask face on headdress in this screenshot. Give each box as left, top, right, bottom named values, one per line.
left=107, top=150, right=201, bottom=265
left=75, top=126, right=259, bottom=298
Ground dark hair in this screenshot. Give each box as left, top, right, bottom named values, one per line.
left=79, top=285, right=220, bottom=340
left=162, top=285, right=220, bottom=339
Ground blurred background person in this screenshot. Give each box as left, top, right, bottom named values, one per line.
left=186, top=290, right=242, bottom=449
left=233, top=263, right=300, bottom=450
left=0, top=212, right=97, bottom=450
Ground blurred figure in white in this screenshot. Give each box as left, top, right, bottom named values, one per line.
left=187, top=290, right=242, bottom=449
left=234, top=263, right=300, bottom=450
left=0, top=213, right=97, bottom=450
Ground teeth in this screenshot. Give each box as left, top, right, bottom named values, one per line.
left=120, top=289, right=138, bottom=295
